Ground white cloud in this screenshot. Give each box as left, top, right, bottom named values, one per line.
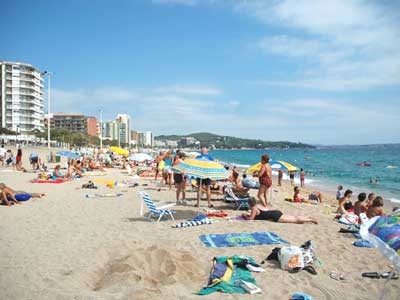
left=50, top=85, right=400, bottom=144
left=153, top=84, right=223, bottom=95
left=237, top=0, right=400, bottom=91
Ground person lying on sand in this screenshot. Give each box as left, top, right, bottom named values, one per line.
left=243, top=197, right=318, bottom=224
left=293, top=186, right=322, bottom=204
left=0, top=183, right=46, bottom=206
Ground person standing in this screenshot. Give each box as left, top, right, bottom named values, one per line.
left=300, top=168, right=305, bottom=187
left=0, top=145, right=6, bottom=167
left=195, top=146, right=213, bottom=208
left=154, top=151, right=164, bottom=181
left=173, top=151, right=186, bottom=205
left=277, top=170, right=283, bottom=186
left=256, top=154, right=272, bottom=207
left=336, top=185, right=344, bottom=200
left=289, top=171, right=295, bottom=186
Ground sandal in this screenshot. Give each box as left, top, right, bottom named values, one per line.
left=380, top=272, right=399, bottom=279
left=208, top=204, right=214, bottom=208
left=361, top=272, right=380, bottom=279
left=303, top=265, right=317, bottom=275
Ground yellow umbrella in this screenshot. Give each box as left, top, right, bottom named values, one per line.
left=109, top=146, right=129, bottom=156
left=246, top=160, right=298, bottom=173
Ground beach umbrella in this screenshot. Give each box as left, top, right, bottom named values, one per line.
left=56, top=150, right=79, bottom=160
left=172, top=158, right=229, bottom=180
left=109, top=146, right=129, bottom=156
left=360, top=210, right=400, bottom=271
left=183, top=151, right=201, bottom=158
left=128, top=153, right=153, bottom=162
left=246, top=160, right=299, bottom=174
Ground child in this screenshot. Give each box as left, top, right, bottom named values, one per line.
left=336, top=185, right=343, bottom=200
left=300, top=168, right=305, bottom=187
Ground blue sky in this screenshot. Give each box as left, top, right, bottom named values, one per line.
left=2, top=0, right=400, bottom=145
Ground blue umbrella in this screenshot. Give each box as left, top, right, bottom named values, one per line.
left=56, top=150, right=79, bottom=159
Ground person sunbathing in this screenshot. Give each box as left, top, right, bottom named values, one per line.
left=354, top=192, right=368, bottom=216
left=243, top=197, right=318, bottom=224
left=241, top=174, right=260, bottom=189
left=366, top=196, right=385, bottom=219
left=0, top=183, right=46, bottom=205
left=88, top=159, right=105, bottom=172
left=52, top=164, right=70, bottom=181
left=293, top=186, right=322, bottom=204
left=336, top=189, right=354, bottom=214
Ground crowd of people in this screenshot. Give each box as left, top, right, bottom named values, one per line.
left=1, top=144, right=392, bottom=228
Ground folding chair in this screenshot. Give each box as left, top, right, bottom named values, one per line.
left=224, top=187, right=250, bottom=210
left=138, top=191, right=176, bottom=222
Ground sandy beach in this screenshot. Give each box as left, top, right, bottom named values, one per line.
left=0, top=147, right=398, bottom=300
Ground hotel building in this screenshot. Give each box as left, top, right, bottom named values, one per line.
left=0, top=61, right=44, bottom=132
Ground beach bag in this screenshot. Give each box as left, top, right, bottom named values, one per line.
left=278, top=246, right=305, bottom=272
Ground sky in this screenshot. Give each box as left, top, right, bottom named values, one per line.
left=1, top=0, right=400, bottom=145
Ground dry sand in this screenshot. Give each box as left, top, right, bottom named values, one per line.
left=0, top=146, right=398, bottom=299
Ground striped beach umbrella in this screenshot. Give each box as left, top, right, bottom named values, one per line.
left=246, top=160, right=299, bottom=174
left=172, top=158, right=229, bottom=180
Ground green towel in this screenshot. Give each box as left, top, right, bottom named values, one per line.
left=198, top=255, right=258, bottom=295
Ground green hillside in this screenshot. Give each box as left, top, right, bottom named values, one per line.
left=155, top=132, right=314, bottom=149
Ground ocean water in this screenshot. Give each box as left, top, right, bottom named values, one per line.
left=209, top=144, right=400, bottom=207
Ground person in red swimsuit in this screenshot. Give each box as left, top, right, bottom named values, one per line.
left=256, top=154, right=272, bottom=207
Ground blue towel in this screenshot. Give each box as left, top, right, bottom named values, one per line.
left=199, top=232, right=289, bottom=248
left=290, top=292, right=313, bottom=300
left=353, top=239, right=374, bottom=248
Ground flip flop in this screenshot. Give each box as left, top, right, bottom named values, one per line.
left=380, top=272, right=398, bottom=280
left=362, top=272, right=380, bottom=279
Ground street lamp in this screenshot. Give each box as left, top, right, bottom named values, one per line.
left=99, top=109, right=103, bottom=150
left=42, top=71, right=53, bottom=149
left=15, top=125, right=20, bottom=145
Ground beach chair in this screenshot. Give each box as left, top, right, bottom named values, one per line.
left=138, top=191, right=176, bottom=222
left=224, top=187, right=250, bottom=210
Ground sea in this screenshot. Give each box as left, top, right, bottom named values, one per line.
left=208, top=144, right=400, bottom=209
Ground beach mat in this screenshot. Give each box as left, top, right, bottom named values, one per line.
left=199, top=231, right=289, bottom=248
left=30, top=179, right=64, bottom=184
left=85, top=193, right=123, bottom=198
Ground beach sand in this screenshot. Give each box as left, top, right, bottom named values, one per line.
left=0, top=147, right=398, bottom=299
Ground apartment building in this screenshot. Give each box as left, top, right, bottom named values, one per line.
left=0, top=61, right=44, bottom=132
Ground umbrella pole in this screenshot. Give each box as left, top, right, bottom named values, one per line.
left=200, top=178, right=203, bottom=199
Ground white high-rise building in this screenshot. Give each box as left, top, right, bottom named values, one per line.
left=116, top=114, right=131, bottom=146
left=144, top=131, right=153, bottom=147
left=0, top=61, right=44, bottom=132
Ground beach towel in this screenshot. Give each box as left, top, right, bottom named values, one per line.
left=85, top=193, right=123, bottom=198
left=30, top=179, right=64, bottom=184
left=353, top=239, right=374, bottom=248
left=173, top=214, right=214, bottom=228
left=198, top=255, right=259, bottom=295
left=199, top=231, right=289, bottom=248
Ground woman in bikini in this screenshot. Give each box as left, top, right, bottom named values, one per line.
left=244, top=197, right=318, bottom=224
left=256, top=154, right=272, bottom=207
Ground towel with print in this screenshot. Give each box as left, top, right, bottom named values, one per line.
left=199, top=231, right=289, bottom=248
